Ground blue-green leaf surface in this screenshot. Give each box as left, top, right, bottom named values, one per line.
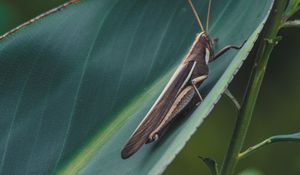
left=0, top=0, right=273, bottom=174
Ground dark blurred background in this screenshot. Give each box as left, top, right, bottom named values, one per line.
left=0, top=1, right=299, bottom=175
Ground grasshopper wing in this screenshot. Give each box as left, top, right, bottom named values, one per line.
left=121, top=61, right=196, bottom=159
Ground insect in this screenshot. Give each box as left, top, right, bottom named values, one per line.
left=121, top=0, right=245, bottom=159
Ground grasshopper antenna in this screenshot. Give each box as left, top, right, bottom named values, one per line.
left=206, top=0, right=211, bottom=34
left=188, top=0, right=205, bottom=32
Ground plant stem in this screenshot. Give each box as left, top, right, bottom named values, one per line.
left=281, top=20, right=300, bottom=28
left=239, top=132, right=300, bottom=159
left=220, top=1, right=288, bottom=175
left=238, top=139, right=271, bottom=159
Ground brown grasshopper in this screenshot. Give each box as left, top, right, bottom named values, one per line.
left=121, top=0, right=244, bottom=159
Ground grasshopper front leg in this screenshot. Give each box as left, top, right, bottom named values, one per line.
left=212, top=41, right=246, bottom=61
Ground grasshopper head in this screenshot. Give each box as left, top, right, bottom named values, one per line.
left=199, top=32, right=214, bottom=64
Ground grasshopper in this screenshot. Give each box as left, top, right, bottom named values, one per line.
left=121, top=0, right=245, bottom=159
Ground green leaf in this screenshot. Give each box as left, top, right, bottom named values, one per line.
left=0, top=0, right=274, bottom=174
left=269, top=132, right=300, bottom=142
left=199, top=156, right=219, bottom=175
left=239, top=132, right=300, bottom=159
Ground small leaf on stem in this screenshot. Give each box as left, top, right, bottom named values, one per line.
left=199, top=156, right=219, bottom=175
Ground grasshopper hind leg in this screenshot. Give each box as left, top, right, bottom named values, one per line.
left=147, top=86, right=196, bottom=143
left=146, top=133, right=159, bottom=144
left=146, top=75, right=208, bottom=143
left=153, top=134, right=159, bottom=141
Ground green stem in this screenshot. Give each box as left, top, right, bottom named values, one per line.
left=238, top=139, right=271, bottom=159
left=220, top=1, right=287, bottom=175
left=281, top=20, right=300, bottom=28
left=239, top=132, right=300, bottom=159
